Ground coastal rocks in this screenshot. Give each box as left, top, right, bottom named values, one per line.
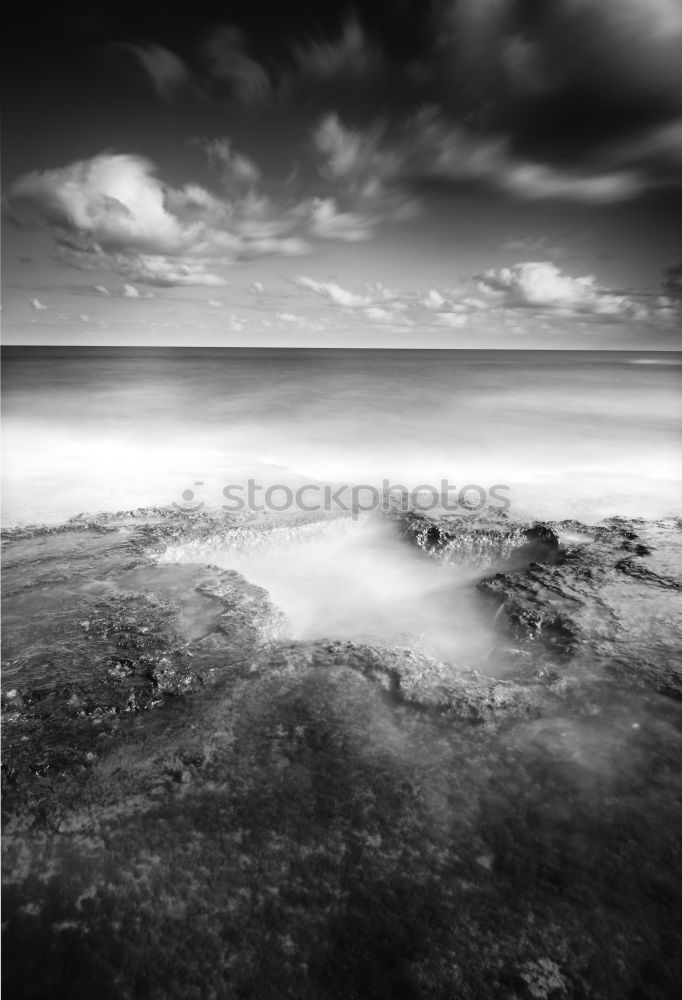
left=193, top=570, right=287, bottom=664
left=260, top=640, right=548, bottom=722
left=478, top=572, right=580, bottom=656
left=1, top=525, right=287, bottom=804
left=476, top=518, right=682, bottom=698
left=390, top=509, right=560, bottom=569
left=3, top=509, right=682, bottom=1000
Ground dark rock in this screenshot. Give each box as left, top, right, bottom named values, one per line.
left=148, top=656, right=197, bottom=696
left=390, top=509, right=559, bottom=569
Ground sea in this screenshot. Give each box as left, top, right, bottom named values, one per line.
left=3, top=347, right=681, bottom=526
left=3, top=346, right=680, bottom=661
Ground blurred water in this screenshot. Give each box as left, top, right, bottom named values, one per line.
left=158, top=515, right=495, bottom=665
left=2, top=346, right=681, bottom=526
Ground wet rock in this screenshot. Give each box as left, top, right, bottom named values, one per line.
left=148, top=656, right=197, bottom=696
left=390, top=509, right=559, bottom=569
left=3, top=507, right=682, bottom=1000
left=614, top=557, right=681, bottom=589
left=520, top=958, right=567, bottom=999
left=262, top=640, right=548, bottom=722
left=478, top=572, right=580, bottom=656
left=476, top=518, right=682, bottom=698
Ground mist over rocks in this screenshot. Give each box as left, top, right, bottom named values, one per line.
left=3, top=507, right=682, bottom=999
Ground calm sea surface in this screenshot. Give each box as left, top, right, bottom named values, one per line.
left=2, top=347, right=681, bottom=526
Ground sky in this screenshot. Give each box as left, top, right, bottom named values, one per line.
left=2, top=0, right=682, bottom=348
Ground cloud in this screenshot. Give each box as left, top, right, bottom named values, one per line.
left=201, top=25, right=270, bottom=105
left=364, top=307, right=393, bottom=322
left=312, top=107, right=647, bottom=206
left=208, top=299, right=223, bottom=308
left=475, top=262, right=649, bottom=317
left=292, top=17, right=384, bottom=83
left=312, top=114, right=419, bottom=226
left=431, top=0, right=682, bottom=188
left=282, top=4, right=682, bottom=207
left=122, top=283, right=140, bottom=298
left=294, top=275, right=396, bottom=309
left=308, top=198, right=373, bottom=242
left=7, top=153, right=188, bottom=253
left=197, top=138, right=261, bottom=190
left=290, top=262, right=677, bottom=332
left=420, top=289, right=447, bottom=311
left=402, top=107, right=645, bottom=202
left=5, top=151, right=322, bottom=285
left=121, top=44, right=192, bottom=102
left=93, top=284, right=110, bottom=295
left=30, top=298, right=48, bottom=310
left=435, top=312, right=467, bottom=328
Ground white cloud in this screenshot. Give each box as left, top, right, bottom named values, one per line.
left=288, top=262, right=675, bottom=333
left=198, top=138, right=261, bottom=189
left=435, top=312, right=467, bottom=327
left=6, top=152, right=319, bottom=285
left=364, top=307, right=393, bottom=321
left=309, top=198, right=373, bottom=242
left=294, top=275, right=392, bottom=308
left=9, top=154, right=189, bottom=253
left=118, top=256, right=226, bottom=287
left=93, top=284, right=110, bottom=295
left=122, top=284, right=140, bottom=298
left=79, top=314, right=90, bottom=322
left=30, top=298, right=48, bottom=310
left=475, top=262, right=648, bottom=317
left=420, top=289, right=447, bottom=311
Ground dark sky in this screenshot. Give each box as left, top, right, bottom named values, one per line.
left=3, top=0, right=681, bottom=346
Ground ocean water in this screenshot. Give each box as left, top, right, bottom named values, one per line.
left=3, top=346, right=679, bottom=656
left=2, top=347, right=681, bottom=526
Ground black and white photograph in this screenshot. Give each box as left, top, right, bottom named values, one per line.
left=2, top=2, right=681, bottom=997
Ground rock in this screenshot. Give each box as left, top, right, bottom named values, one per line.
left=149, top=656, right=197, bottom=696
left=520, top=958, right=567, bottom=999
left=476, top=517, right=682, bottom=698
left=389, top=509, right=559, bottom=569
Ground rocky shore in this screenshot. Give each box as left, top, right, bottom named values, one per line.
left=2, top=506, right=682, bottom=999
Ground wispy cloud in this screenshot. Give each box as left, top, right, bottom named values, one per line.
left=313, top=106, right=648, bottom=205
left=200, top=25, right=270, bottom=105
left=30, top=298, right=48, bottom=310
left=291, top=17, right=384, bottom=84
left=120, top=43, right=193, bottom=102
left=293, top=276, right=395, bottom=309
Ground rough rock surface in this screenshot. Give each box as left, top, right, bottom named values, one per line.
left=389, top=508, right=560, bottom=569
left=3, top=509, right=682, bottom=1000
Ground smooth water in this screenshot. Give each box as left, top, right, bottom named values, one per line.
left=2, top=347, right=681, bottom=526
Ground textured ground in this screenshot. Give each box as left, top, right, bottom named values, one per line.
left=2, top=508, right=682, bottom=999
